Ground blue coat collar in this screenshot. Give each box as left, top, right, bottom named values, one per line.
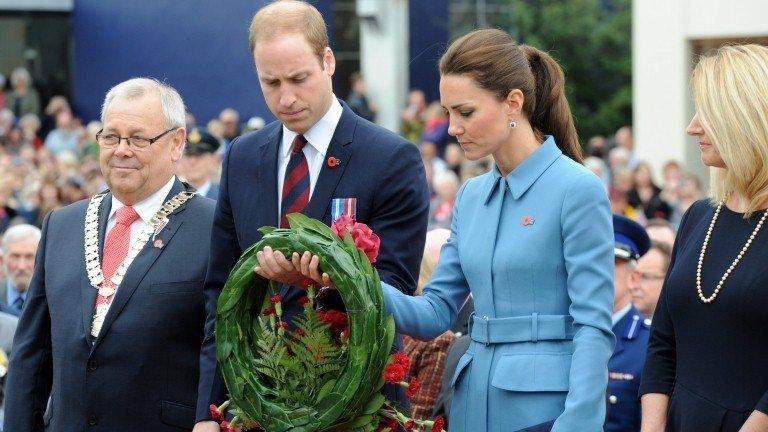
left=483, top=135, right=562, bottom=204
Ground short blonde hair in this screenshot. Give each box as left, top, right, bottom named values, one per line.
left=692, top=44, right=768, bottom=217
left=248, top=0, right=328, bottom=62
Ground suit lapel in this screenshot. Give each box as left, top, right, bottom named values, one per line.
left=81, top=194, right=111, bottom=346
left=91, top=181, right=188, bottom=351
left=253, top=127, right=281, bottom=233
left=303, top=103, right=355, bottom=222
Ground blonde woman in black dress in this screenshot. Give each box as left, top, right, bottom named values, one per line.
left=639, top=44, right=768, bottom=432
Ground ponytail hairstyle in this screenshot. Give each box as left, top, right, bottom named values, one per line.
left=439, top=28, right=583, bottom=163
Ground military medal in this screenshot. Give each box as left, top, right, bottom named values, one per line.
left=331, top=197, right=356, bottom=222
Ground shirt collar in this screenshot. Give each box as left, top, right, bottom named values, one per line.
left=281, top=96, right=343, bottom=159
left=612, top=302, right=633, bottom=326
left=6, top=279, right=26, bottom=304
left=109, top=176, right=177, bottom=224
left=196, top=180, right=212, bottom=197
left=483, top=135, right=562, bottom=205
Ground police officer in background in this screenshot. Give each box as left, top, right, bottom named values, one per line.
left=181, top=128, right=220, bottom=200
left=606, top=214, right=651, bottom=432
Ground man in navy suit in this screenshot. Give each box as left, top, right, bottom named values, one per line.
left=4, top=78, right=215, bottom=431
left=606, top=214, right=651, bottom=432
left=193, top=1, right=429, bottom=429
left=0, top=224, right=40, bottom=317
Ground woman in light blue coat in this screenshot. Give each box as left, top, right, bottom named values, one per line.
left=382, top=29, right=615, bottom=431
left=286, top=29, right=615, bottom=431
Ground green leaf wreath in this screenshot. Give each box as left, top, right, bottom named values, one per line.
left=214, top=214, right=445, bottom=432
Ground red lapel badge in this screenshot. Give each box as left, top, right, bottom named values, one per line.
left=327, top=156, right=340, bottom=168
left=521, top=216, right=535, bottom=226
left=153, top=239, right=164, bottom=249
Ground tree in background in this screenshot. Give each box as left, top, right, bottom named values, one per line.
left=449, top=0, right=632, bottom=141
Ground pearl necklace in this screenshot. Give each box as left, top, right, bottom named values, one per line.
left=696, top=200, right=768, bottom=303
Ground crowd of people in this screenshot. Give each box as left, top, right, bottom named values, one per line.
left=0, top=1, right=767, bottom=431
left=0, top=68, right=703, bottom=240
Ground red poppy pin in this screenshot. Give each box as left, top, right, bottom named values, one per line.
left=521, top=216, right=535, bottom=226
left=327, top=156, right=340, bottom=168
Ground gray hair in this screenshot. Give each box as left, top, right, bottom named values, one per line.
left=10, top=67, right=32, bottom=88
left=100, top=78, right=186, bottom=129
left=0, top=224, right=41, bottom=254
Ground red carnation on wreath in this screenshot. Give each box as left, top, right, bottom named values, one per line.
left=331, top=215, right=380, bottom=263
left=383, top=363, right=406, bottom=383
left=375, top=416, right=398, bottom=432
left=209, top=404, right=225, bottom=422
left=392, top=352, right=410, bottom=370
left=318, top=309, right=348, bottom=331
left=405, top=377, right=421, bottom=398
left=431, top=415, right=445, bottom=432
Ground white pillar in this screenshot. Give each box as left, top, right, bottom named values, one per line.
left=356, top=0, right=409, bottom=132
left=633, top=0, right=691, bottom=176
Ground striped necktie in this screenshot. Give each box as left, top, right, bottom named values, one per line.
left=280, top=135, right=310, bottom=228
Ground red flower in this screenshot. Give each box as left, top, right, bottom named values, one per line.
left=404, top=419, right=415, bottom=430
left=327, top=156, right=340, bottom=167
left=350, top=223, right=380, bottom=263
left=294, top=327, right=306, bottom=336
left=431, top=415, right=445, bottom=432
left=298, top=296, right=310, bottom=306
left=209, top=404, right=225, bottom=422
left=300, top=278, right=315, bottom=289
left=262, top=306, right=275, bottom=316
left=331, top=215, right=355, bottom=237
left=405, top=377, right=421, bottom=398
left=331, top=216, right=381, bottom=263
left=318, top=310, right=348, bottom=331
left=375, top=417, right=398, bottom=432
left=392, top=352, right=410, bottom=370
left=383, top=363, right=406, bottom=383
left=275, top=320, right=289, bottom=329
left=269, top=294, right=283, bottom=304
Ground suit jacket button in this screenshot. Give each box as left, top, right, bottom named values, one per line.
left=88, top=359, right=98, bottom=371
left=88, top=414, right=98, bottom=426
left=608, top=395, right=618, bottom=404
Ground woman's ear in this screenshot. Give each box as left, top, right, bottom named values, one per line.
left=505, top=89, right=525, bottom=117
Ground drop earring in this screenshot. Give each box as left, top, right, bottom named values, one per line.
left=509, top=120, right=517, bottom=129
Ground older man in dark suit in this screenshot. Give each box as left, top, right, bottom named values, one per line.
left=0, top=224, right=41, bottom=317
left=4, top=78, right=215, bottom=432
left=193, top=1, right=429, bottom=430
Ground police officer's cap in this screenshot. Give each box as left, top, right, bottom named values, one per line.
left=185, top=128, right=220, bottom=155
left=613, top=214, right=650, bottom=261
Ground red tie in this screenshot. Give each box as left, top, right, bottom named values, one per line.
left=96, top=206, right=140, bottom=306
left=280, top=135, right=310, bottom=228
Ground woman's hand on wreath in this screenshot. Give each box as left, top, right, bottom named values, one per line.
left=254, top=246, right=308, bottom=286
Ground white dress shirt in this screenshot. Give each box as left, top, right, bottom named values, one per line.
left=611, top=302, right=633, bottom=327
left=106, top=176, right=176, bottom=245
left=195, top=180, right=212, bottom=198
left=277, top=96, right=343, bottom=218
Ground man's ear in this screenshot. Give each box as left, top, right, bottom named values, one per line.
left=323, top=47, right=336, bottom=76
